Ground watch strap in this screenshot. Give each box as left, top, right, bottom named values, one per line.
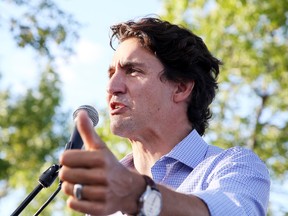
left=142, top=175, right=159, bottom=191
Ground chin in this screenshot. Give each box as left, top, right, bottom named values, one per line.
left=111, top=128, right=130, bottom=138
left=110, top=121, right=134, bottom=138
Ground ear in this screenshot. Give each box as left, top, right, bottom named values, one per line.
left=173, top=81, right=195, bottom=103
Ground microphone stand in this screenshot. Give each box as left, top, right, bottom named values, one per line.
left=11, top=164, right=60, bottom=216
left=33, top=181, right=62, bottom=216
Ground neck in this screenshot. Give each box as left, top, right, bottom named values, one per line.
left=129, top=123, right=192, bottom=177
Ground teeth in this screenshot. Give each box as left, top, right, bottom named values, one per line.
left=111, top=102, right=124, bottom=110
left=113, top=104, right=121, bottom=109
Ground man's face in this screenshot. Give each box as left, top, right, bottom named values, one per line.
left=106, top=38, right=176, bottom=139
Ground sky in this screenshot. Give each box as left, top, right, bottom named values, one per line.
left=1, top=0, right=288, bottom=215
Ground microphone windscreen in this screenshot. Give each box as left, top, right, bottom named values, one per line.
left=73, top=105, right=99, bottom=127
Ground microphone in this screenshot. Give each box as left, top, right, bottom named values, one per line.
left=65, top=105, right=99, bottom=150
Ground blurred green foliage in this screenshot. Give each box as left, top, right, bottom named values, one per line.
left=0, top=0, right=79, bottom=215
left=1, top=0, right=287, bottom=215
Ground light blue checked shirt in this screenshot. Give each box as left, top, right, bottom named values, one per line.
left=121, top=129, right=270, bottom=216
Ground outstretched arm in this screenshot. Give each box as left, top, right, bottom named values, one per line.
left=59, top=110, right=210, bottom=216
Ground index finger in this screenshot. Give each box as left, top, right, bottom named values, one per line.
left=60, top=150, right=105, bottom=168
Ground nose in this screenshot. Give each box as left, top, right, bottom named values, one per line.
left=106, top=69, right=126, bottom=96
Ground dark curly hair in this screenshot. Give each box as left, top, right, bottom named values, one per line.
left=110, top=17, right=222, bottom=135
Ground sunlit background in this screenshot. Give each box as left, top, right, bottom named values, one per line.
left=0, top=0, right=287, bottom=215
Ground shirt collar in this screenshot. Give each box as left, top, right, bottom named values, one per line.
left=120, top=130, right=209, bottom=170
left=120, top=152, right=134, bottom=168
left=164, top=129, right=209, bottom=169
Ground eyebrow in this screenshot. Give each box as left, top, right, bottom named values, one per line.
left=121, top=60, right=146, bottom=69
left=108, top=60, right=146, bottom=73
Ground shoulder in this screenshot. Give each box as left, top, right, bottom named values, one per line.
left=206, top=146, right=270, bottom=179
left=192, top=146, right=271, bottom=215
left=214, top=146, right=266, bottom=164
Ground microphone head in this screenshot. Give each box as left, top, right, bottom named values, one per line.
left=73, top=105, right=99, bottom=127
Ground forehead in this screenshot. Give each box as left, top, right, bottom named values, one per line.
left=110, top=38, right=163, bottom=69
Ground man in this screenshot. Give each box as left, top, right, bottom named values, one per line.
left=59, top=17, right=270, bottom=215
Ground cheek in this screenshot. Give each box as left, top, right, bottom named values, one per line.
left=138, top=89, right=166, bottom=114
left=131, top=79, right=174, bottom=114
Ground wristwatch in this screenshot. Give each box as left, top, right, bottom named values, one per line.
left=138, top=175, right=162, bottom=216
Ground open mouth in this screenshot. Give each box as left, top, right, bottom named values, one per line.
left=110, top=102, right=126, bottom=113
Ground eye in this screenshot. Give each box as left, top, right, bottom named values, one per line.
left=126, top=67, right=142, bottom=76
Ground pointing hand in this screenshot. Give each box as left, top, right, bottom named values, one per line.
left=59, top=110, right=144, bottom=215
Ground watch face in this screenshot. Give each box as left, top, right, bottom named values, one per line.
left=143, top=190, right=162, bottom=216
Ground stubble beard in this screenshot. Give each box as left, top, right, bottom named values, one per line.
left=110, top=115, right=137, bottom=138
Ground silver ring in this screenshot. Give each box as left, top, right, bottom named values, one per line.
left=73, top=184, right=83, bottom=200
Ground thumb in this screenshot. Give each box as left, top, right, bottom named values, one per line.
left=76, top=110, right=106, bottom=150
